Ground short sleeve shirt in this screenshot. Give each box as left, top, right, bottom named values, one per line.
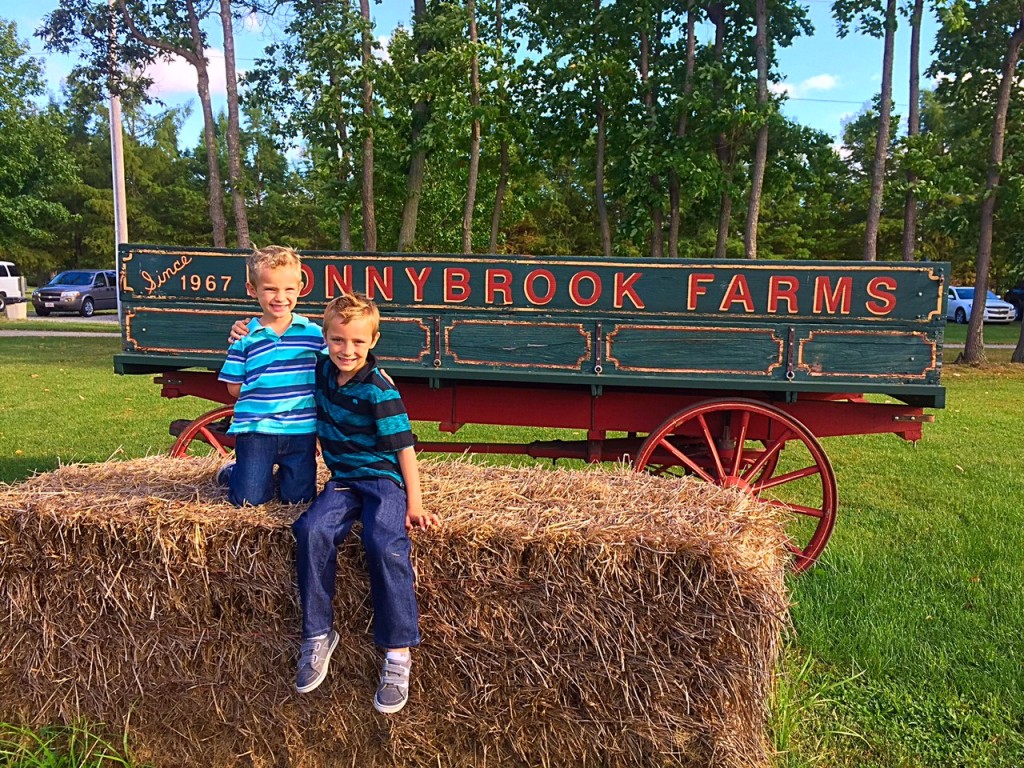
left=314, top=352, right=415, bottom=486
left=218, top=314, right=324, bottom=435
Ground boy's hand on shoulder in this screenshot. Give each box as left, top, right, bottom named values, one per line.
left=406, top=504, right=439, bottom=531
left=228, top=318, right=254, bottom=344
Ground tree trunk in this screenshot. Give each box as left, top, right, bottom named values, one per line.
left=219, top=0, right=249, bottom=248
left=901, top=0, right=923, bottom=262
left=117, top=0, right=226, bottom=247
left=639, top=24, right=664, bottom=257
left=668, top=3, right=696, bottom=260
left=490, top=140, right=509, bottom=253
left=595, top=98, right=612, bottom=258
left=191, top=20, right=226, bottom=246
left=710, top=2, right=731, bottom=259
left=359, top=0, right=377, bottom=252
left=398, top=0, right=431, bottom=252
left=462, top=0, right=481, bottom=254
left=489, top=0, right=508, bottom=254
left=744, top=0, right=768, bottom=260
left=593, top=0, right=612, bottom=258
left=966, top=19, right=1024, bottom=364
left=336, top=113, right=353, bottom=251
left=863, top=0, right=897, bottom=262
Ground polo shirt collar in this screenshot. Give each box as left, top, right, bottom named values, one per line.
left=325, top=352, right=379, bottom=386
left=247, top=312, right=310, bottom=336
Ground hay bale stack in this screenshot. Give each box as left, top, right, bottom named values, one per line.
left=0, top=456, right=788, bottom=767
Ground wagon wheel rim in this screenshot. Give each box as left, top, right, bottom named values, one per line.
left=169, top=405, right=237, bottom=459
left=634, top=398, right=837, bottom=573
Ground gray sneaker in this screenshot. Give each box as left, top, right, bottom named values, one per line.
left=295, top=630, right=339, bottom=693
left=216, top=462, right=234, bottom=487
left=374, top=655, right=412, bottom=714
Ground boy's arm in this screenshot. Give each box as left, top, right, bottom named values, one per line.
left=397, top=446, right=437, bottom=530
left=228, top=318, right=255, bottom=344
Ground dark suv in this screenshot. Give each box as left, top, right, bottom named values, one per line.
left=1004, top=286, right=1024, bottom=320
left=32, top=269, right=117, bottom=317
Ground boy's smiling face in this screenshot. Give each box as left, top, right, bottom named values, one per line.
left=247, top=264, right=302, bottom=324
left=325, top=314, right=379, bottom=382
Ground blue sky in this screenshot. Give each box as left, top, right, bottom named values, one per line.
left=3, top=0, right=936, bottom=147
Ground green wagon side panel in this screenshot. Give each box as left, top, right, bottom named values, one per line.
left=605, top=325, right=783, bottom=376
left=445, top=319, right=591, bottom=370
left=115, top=244, right=948, bottom=406
left=798, top=330, right=939, bottom=380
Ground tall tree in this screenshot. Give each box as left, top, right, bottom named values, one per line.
left=900, top=0, right=924, bottom=261
left=359, top=0, right=377, bottom=251
left=745, top=0, right=769, bottom=259
left=489, top=0, right=511, bottom=253
left=834, top=0, right=899, bottom=261
left=0, top=20, right=76, bottom=261
left=398, top=0, right=432, bottom=252
left=667, top=1, right=697, bottom=260
left=966, top=11, right=1024, bottom=363
left=219, top=0, right=249, bottom=247
left=462, top=0, right=481, bottom=253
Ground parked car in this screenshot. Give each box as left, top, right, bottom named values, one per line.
left=946, top=286, right=1017, bottom=324
left=31, top=269, right=118, bottom=317
left=0, top=260, right=27, bottom=313
left=1003, top=286, right=1024, bottom=320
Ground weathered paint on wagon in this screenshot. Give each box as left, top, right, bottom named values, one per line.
left=115, top=244, right=947, bottom=407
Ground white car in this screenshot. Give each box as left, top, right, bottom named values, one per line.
left=0, top=260, right=27, bottom=313
left=946, top=286, right=1017, bottom=324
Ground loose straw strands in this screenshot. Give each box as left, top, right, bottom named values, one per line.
left=0, top=456, right=788, bottom=767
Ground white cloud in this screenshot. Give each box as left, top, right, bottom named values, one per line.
left=802, top=74, right=838, bottom=92
left=770, top=73, right=839, bottom=99
left=831, top=141, right=852, bottom=160
left=376, top=35, right=392, bottom=63
left=144, top=49, right=230, bottom=97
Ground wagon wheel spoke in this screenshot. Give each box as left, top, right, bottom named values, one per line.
left=741, top=433, right=790, bottom=481
left=753, top=464, right=822, bottom=492
left=763, top=498, right=826, bottom=519
left=729, top=410, right=752, bottom=477
left=655, top=436, right=716, bottom=484
left=696, top=414, right=726, bottom=481
left=634, top=399, right=838, bottom=573
left=198, top=425, right=233, bottom=458
left=170, top=405, right=236, bottom=459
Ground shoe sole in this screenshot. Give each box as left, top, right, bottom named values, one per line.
left=373, top=694, right=409, bottom=715
left=295, top=632, right=340, bottom=694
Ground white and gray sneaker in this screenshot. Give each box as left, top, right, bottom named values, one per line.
left=373, top=654, right=412, bottom=714
left=295, top=630, right=339, bottom=693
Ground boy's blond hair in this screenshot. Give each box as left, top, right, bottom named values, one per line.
left=323, top=292, right=380, bottom=336
left=246, top=245, right=302, bottom=285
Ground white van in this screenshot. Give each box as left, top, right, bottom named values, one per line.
left=0, top=261, right=27, bottom=312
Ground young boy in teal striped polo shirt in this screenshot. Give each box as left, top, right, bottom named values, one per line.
left=217, top=246, right=322, bottom=507
left=291, top=292, right=439, bottom=713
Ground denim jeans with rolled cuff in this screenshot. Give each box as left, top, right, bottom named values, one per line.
left=293, top=478, right=421, bottom=649
left=228, top=432, right=317, bottom=507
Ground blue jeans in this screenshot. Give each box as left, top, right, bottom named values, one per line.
left=293, top=479, right=420, bottom=649
left=227, top=432, right=317, bottom=507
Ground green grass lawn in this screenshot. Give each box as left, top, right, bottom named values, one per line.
left=1, top=336, right=1022, bottom=767
left=943, top=320, right=1022, bottom=345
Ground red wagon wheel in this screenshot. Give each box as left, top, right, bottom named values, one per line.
left=634, top=398, right=837, bottom=573
left=169, top=405, right=236, bottom=458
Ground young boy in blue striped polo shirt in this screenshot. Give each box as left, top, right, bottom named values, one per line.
left=217, top=246, right=322, bottom=507
left=292, top=292, right=439, bottom=714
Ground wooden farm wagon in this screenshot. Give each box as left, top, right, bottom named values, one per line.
left=114, top=245, right=948, bottom=572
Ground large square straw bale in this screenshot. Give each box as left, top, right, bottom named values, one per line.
left=0, top=456, right=788, bottom=767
